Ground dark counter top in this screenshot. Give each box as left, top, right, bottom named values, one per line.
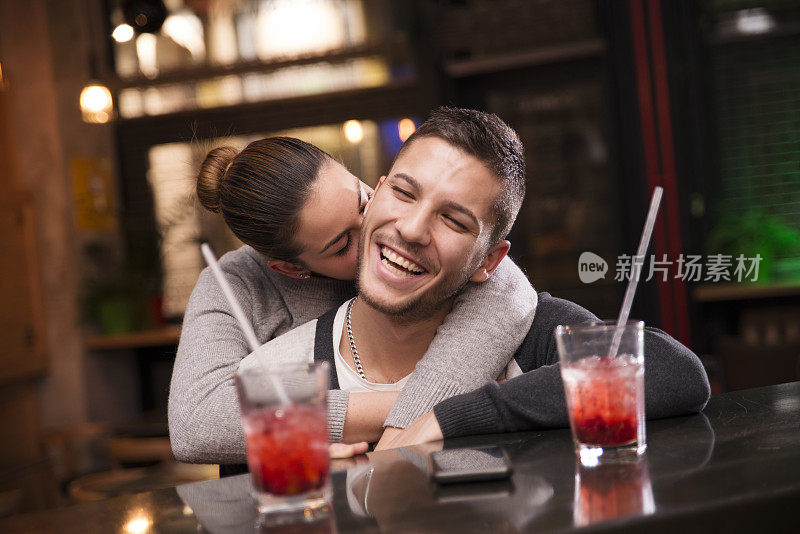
left=3, top=382, right=800, bottom=533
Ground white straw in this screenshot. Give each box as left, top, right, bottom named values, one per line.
left=608, top=187, right=664, bottom=359
left=200, top=243, right=290, bottom=406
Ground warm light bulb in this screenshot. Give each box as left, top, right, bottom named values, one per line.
left=80, top=85, right=112, bottom=112
left=343, top=120, right=364, bottom=144
left=398, top=118, right=416, bottom=142
left=123, top=515, right=152, bottom=534
left=80, top=84, right=113, bottom=124
left=112, top=24, right=135, bottom=43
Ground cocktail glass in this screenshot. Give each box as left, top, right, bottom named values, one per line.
left=234, top=362, right=330, bottom=519
left=556, top=321, right=646, bottom=461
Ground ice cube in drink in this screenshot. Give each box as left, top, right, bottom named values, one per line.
left=561, top=354, right=645, bottom=452
left=242, top=402, right=329, bottom=496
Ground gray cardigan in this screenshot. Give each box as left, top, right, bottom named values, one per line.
left=168, top=246, right=536, bottom=464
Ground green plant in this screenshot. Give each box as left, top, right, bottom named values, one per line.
left=81, top=232, right=160, bottom=335
left=707, top=210, right=800, bottom=282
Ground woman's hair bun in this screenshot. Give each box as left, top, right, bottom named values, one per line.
left=196, top=145, right=239, bottom=213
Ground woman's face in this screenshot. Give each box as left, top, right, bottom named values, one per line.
left=293, top=160, right=374, bottom=280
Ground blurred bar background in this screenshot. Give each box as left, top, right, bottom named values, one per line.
left=0, top=0, right=798, bottom=517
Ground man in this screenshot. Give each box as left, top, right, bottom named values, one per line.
left=240, top=107, right=529, bottom=444
left=241, top=107, right=710, bottom=451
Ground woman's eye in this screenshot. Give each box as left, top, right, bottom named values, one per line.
left=334, top=232, right=352, bottom=257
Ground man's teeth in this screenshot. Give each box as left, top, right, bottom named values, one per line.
left=380, top=246, right=424, bottom=274
left=382, top=258, right=416, bottom=277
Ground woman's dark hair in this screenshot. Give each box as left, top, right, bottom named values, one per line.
left=196, top=136, right=331, bottom=262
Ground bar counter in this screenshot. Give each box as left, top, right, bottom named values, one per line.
left=3, top=382, right=799, bottom=533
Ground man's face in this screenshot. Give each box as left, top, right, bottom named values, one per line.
left=357, top=136, right=501, bottom=320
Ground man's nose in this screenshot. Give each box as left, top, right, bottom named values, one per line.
left=395, top=208, right=431, bottom=246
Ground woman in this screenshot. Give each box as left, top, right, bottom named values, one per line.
left=168, top=137, right=536, bottom=465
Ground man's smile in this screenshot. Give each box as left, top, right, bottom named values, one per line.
left=371, top=241, right=434, bottom=290
left=379, top=245, right=426, bottom=276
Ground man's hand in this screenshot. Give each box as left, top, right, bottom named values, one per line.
left=374, top=412, right=443, bottom=451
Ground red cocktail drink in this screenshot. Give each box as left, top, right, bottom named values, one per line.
left=243, top=403, right=329, bottom=496
left=556, top=322, right=646, bottom=459
left=235, top=362, right=331, bottom=516
left=562, top=355, right=642, bottom=448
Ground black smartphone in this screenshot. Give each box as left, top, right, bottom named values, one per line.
left=429, top=446, right=512, bottom=484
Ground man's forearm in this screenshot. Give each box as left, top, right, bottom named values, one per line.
left=433, top=327, right=711, bottom=439
left=342, top=391, right=400, bottom=443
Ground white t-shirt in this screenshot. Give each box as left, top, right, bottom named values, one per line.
left=332, top=299, right=411, bottom=393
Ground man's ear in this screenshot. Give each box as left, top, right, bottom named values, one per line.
left=363, top=176, right=385, bottom=216
left=267, top=259, right=310, bottom=279
left=469, top=240, right=510, bottom=283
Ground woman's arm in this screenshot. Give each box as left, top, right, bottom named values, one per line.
left=383, top=256, right=537, bottom=429
left=169, top=266, right=293, bottom=465
left=342, top=391, right=401, bottom=443
left=169, top=251, right=354, bottom=464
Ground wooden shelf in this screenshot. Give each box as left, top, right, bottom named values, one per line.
left=692, top=282, right=800, bottom=303
left=84, top=326, right=182, bottom=351
left=113, top=36, right=411, bottom=90
left=444, top=39, right=606, bottom=78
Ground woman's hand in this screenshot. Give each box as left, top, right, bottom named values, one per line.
left=329, top=441, right=369, bottom=459
left=374, top=412, right=443, bottom=451
left=329, top=441, right=370, bottom=471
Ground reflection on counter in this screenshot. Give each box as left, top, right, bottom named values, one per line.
left=573, top=454, right=655, bottom=527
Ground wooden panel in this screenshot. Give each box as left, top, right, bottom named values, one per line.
left=0, top=381, right=42, bottom=464
left=0, top=60, right=52, bottom=516
left=0, top=460, right=55, bottom=515
left=0, top=76, right=46, bottom=384
left=0, top=74, right=21, bottom=190
left=0, top=194, right=46, bottom=384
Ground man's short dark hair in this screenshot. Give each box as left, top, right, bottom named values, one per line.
left=396, top=107, right=526, bottom=243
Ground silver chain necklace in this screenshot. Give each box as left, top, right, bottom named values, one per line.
left=346, top=298, right=368, bottom=381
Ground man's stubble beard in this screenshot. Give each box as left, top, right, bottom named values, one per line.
left=355, top=227, right=483, bottom=323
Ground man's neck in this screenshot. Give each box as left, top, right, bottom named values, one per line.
left=341, top=297, right=452, bottom=384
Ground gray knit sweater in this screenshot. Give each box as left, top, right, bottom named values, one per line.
left=168, top=246, right=536, bottom=464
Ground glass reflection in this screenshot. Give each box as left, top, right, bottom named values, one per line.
left=573, top=454, right=655, bottom=527
left=254, top=509, right=334, bottom=533
left=122, top=509, right=153, bottom=533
